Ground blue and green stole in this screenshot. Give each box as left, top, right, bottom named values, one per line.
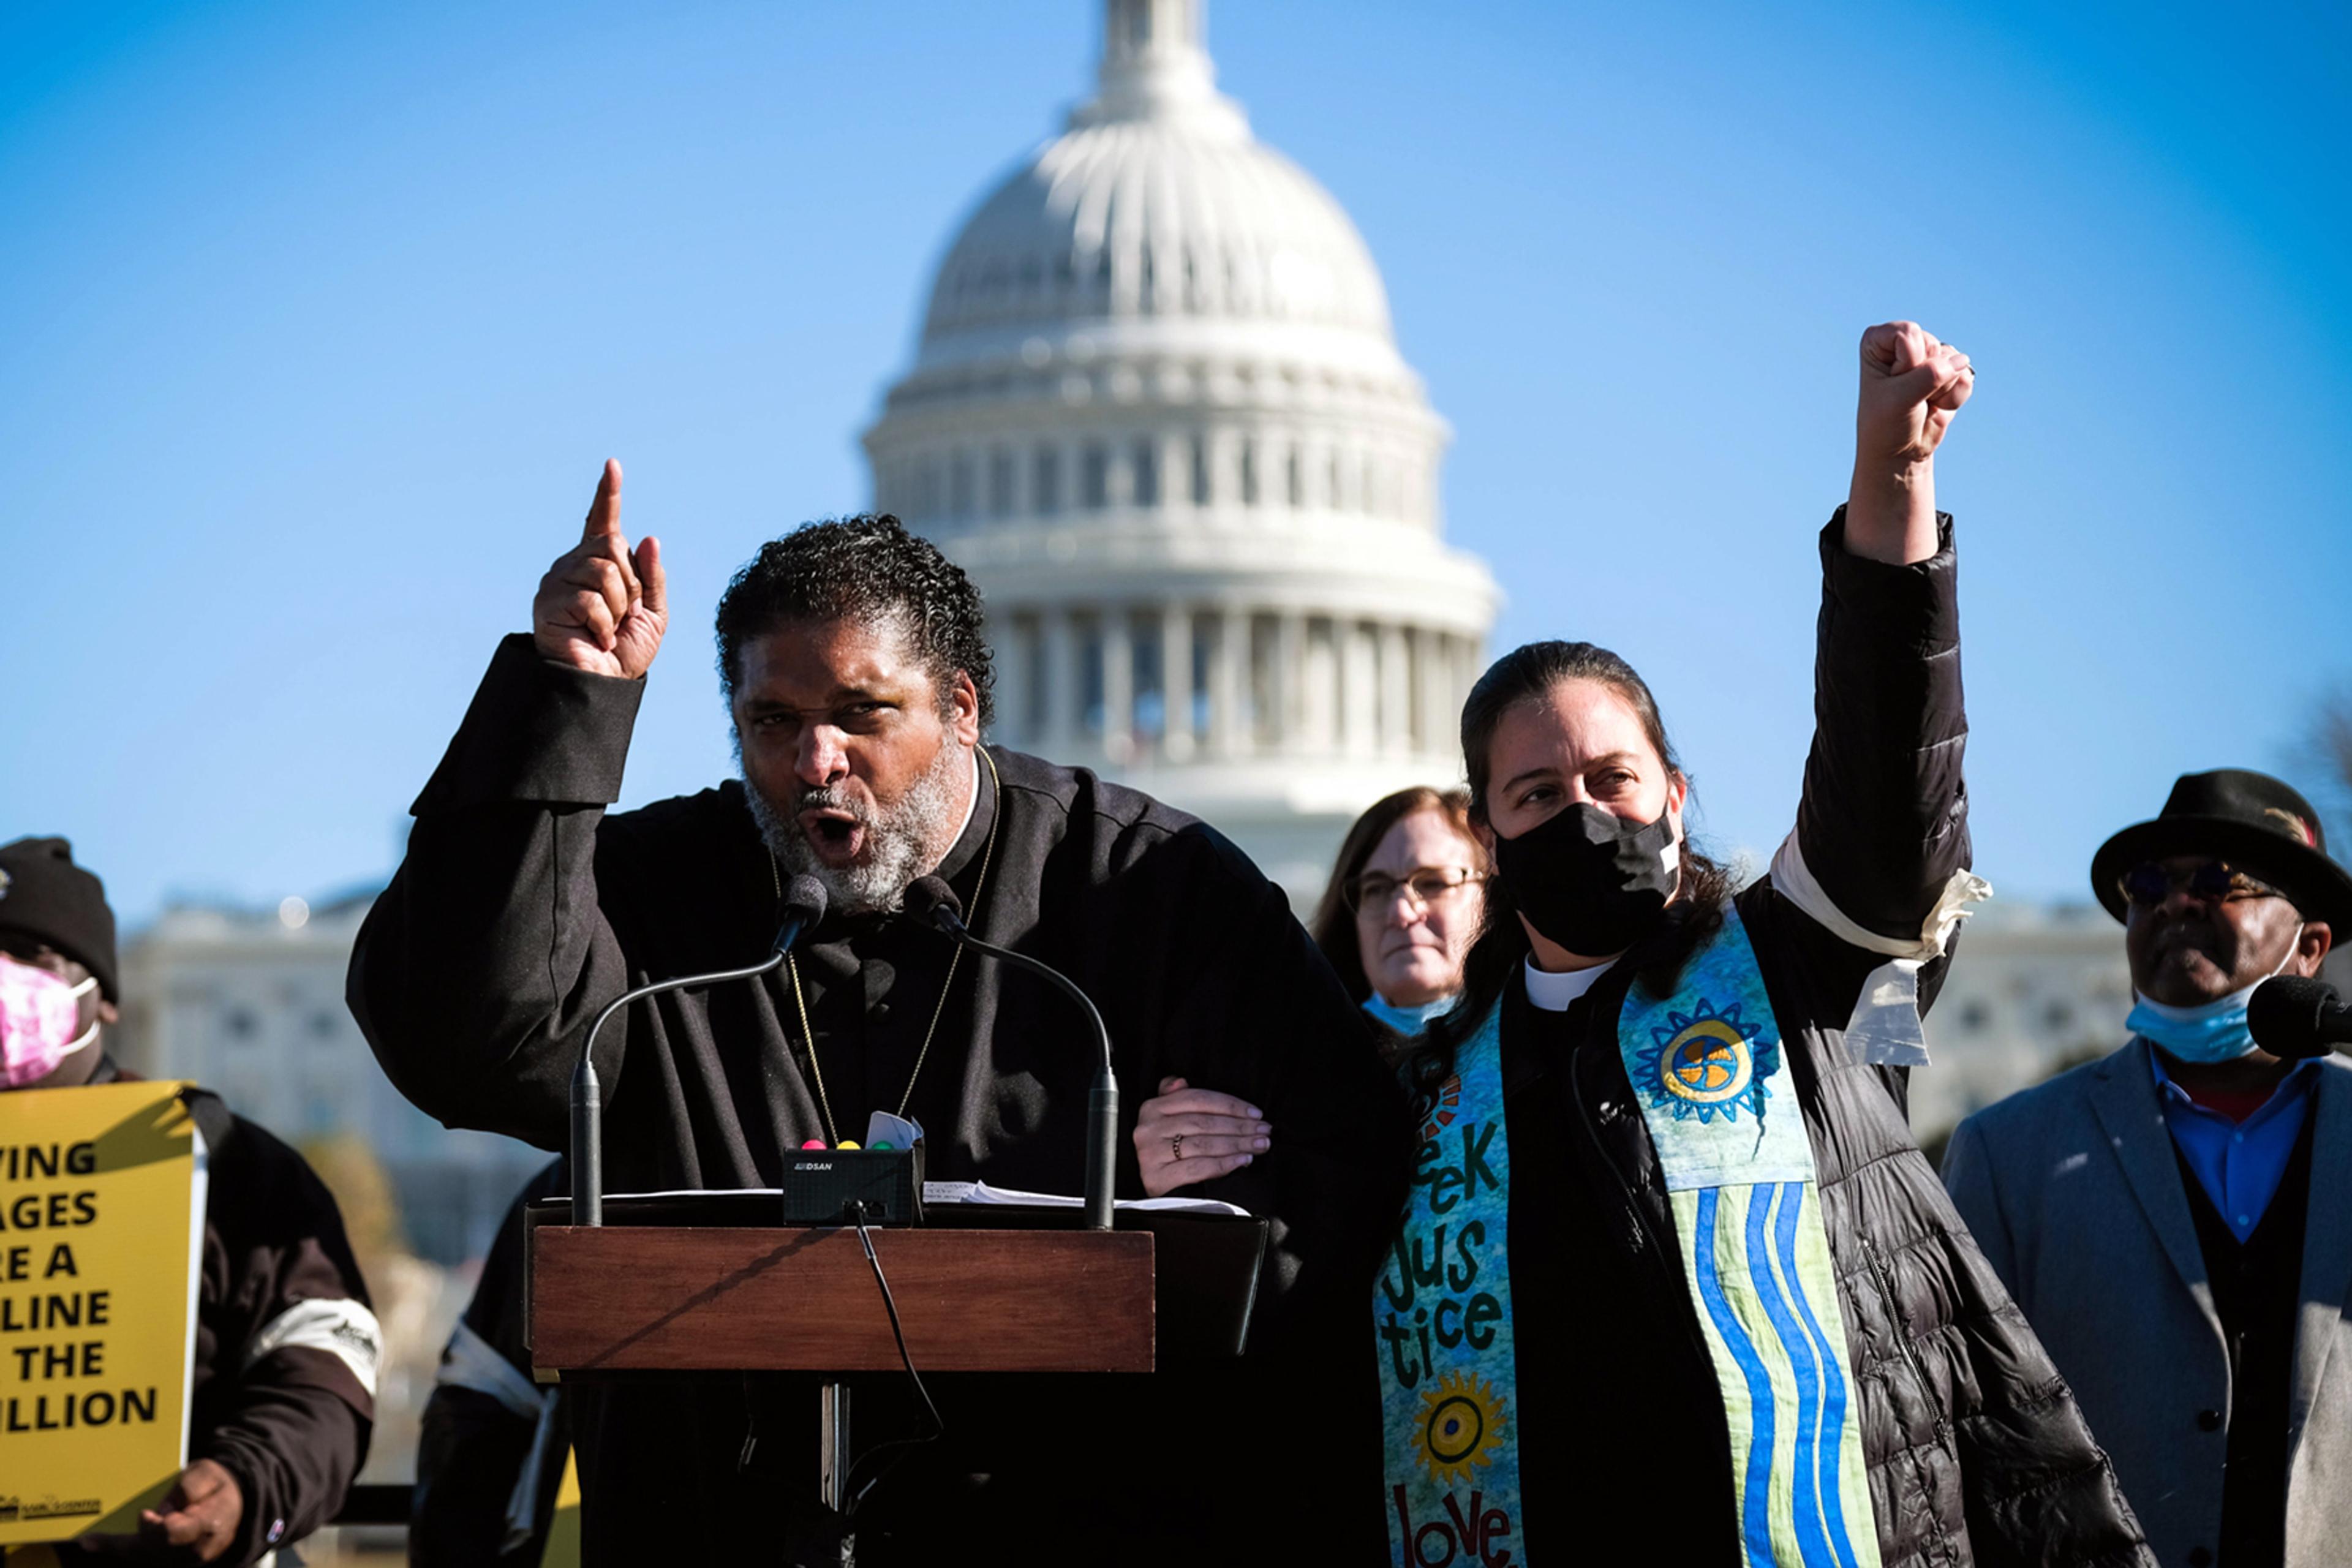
left=1376, top=903, right=1879, bottom=1568
left=1378, top=998, right=1525, bottom=1566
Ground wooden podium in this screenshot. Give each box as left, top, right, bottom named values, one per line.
left=530, top=1223, right=1155, bottom=1375
left=524, top=1195, right=1264, bottom=1561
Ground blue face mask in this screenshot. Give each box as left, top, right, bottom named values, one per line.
left=1362, top=993, right=1456, bottom=1036
left=2126, top=926, right=2303, bottom=1063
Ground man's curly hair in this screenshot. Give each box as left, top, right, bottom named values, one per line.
left=714, top=513, right=995, bottom=728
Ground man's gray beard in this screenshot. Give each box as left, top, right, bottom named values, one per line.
left=743, top=741, right=968, bottom=918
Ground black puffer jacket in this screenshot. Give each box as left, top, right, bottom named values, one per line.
left=1561, top=888, right=2152, bottom=1567
left=1420, top=514, right=2150, bottom=1566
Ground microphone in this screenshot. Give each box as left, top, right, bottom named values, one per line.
left=570, top=875, right=829, bottom=1227
left=904, top=875, right=1118, bottom=1231
left=768, top=875, right=831, bottom=958
left=2248, top=976, right=2352, bottom=1061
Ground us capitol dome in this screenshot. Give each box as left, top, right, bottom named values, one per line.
left=865, top=0, right=1499, bottom=902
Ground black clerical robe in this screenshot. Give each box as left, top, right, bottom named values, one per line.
left=350, top=635, right=1408, bottom=1562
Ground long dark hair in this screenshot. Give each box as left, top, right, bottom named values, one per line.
left=1309, top=786, right=1485, bottom=1005
left=1409, top=641, right=1733, bottom=1098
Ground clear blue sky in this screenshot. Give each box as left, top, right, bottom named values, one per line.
left=4, top=0, right=2346, bottom=926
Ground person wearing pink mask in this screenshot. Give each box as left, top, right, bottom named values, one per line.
left=0, top=837, right=378, bottom=1567
left=0, top=841, right=115, bottom=1095
left=1134, top=788, right=1487, bottom=1196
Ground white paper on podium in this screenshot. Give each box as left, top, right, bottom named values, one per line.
left=595, top=1182, right=1250, bottom=1218
left=921, top=1179, right=1250, bottom=1218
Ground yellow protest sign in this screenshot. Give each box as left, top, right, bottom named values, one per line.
left=0, top=1080, right=205, bottom=1545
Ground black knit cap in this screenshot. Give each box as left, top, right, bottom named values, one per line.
left=0, top=837, right=120, bottom=1002
left=2090, top=769, right=2352, bottom=933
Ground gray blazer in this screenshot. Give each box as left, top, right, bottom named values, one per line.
left=1943, top=1039, right=2352, bottom=1568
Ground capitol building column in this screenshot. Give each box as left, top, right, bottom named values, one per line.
left=1274, top=611, right=1306, bottom=756
left=1379, top=622, right=1412, bottom=760
left=1039, top=609, right=1077, bottom=758
left=1341, top=621, right=1376, bottom=761
left=1413, top=627, right=1449, bottom=757
left=1205, top=607, right=1243, bottom=760
left=995, top=614, right=1033, bottom=748
left=1161, top=603, right=1195, bottom=763
left=1099, top=609, right=1134, bottom=766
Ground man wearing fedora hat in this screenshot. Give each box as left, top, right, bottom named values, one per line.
left=1944, top=769, right=2352, bottom=1568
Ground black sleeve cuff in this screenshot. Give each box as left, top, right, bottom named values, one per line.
left=412, top=634, right=646, bottom=813
left=1817, top=506, right=1960, bottom=650
left=201, top=1450, right=275, bottom=1568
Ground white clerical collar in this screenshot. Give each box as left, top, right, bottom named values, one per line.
left=1523, top=956, right=1616, bottom=1012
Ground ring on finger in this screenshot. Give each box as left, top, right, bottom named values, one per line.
left=1170, top=1134, right=1185, bottom=1161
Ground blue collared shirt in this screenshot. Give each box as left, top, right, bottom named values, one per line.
left=2146, top=1044, right=2322, bottom=1243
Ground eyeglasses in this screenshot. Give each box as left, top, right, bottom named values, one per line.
left=2118, top=860, right=2281, bottom=910
left=1347, top=866, right=1487, bottom=916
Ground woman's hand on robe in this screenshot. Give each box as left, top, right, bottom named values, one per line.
left=1845, top=320, right=1974, bottom=565
left=1134, top=1077, right=1272, bottom=1196
left=534, top=458, right=669, bottom=679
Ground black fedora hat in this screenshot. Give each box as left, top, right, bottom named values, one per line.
left=2090, top=768, right=2352, bottom=930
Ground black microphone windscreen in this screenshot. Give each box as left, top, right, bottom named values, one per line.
left=2248, top=976, right=2342, bottom=1060
left=904, top=875, right=963, bottom=928
left=784, top=875, right=829, bottom=927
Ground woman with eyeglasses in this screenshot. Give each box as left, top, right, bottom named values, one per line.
left=1314, top=787, right=1490, bottom=1039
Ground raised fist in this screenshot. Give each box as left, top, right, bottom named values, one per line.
left=1856, top=320, right=1973, bottom=470
left=533, top=459, right=668, bottom=679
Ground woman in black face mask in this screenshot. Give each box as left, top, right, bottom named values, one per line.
left=1365, top=325, right=2154, bottom=1568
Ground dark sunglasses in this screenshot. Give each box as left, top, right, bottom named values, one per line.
left=2118, top=859, right=2280, bottom=909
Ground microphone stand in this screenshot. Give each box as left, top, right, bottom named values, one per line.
left=921, top=903, right=1118, bottom=1231
left=570, top=891, right=824, bottom=1226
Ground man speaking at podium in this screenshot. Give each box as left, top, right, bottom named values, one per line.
left=350, top=464, right=1408, bottom=1561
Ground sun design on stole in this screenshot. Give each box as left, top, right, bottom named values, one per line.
left=1633, top=999, right=1776, bottom=1123
left=1414, top=1370, right=1510, bottom=1488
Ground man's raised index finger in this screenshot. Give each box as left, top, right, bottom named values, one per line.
left=582, top=458, right=624, bottom=543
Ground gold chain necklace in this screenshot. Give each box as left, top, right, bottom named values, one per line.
left=767, top=746, right=1002, bottom=1148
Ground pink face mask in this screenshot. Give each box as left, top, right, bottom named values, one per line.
left=0, top=955, right=100, bottom=1089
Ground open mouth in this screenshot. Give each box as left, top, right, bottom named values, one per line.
left=799, top=809, right=869, bottom=865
